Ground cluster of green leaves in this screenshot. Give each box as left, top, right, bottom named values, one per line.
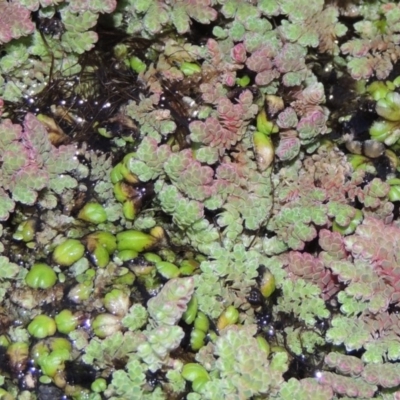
left=156, top=181, right=206, bottom=229
left=277, top=0, right=347, bottom=52
left=147, top=277, right=194, bottom=325
left=191, top=325, right=287, bottom=399
left=276, top=279, right=329, bottom=325
left=164, top=149, right=215, bottom=200
left=84, top=150, right=125, bottom=223
left=107, top=358, right=165, bottom=399
left=5, top=1, right=400, bottom=399
left=128, top=137, right=172, bottom=182
left=112, top=0, right=217, bottom=37
left=194, top=243, right=261, bottom=318
left=128, top=128, right=273, bottom=253
left=0, top=256, right=20, bottom=302
left=80, top=331, right=142, bottom=369
left=284, top=326, right=325, bottom=356
left=266, top=176, right=327, bottom=251
left=213, top=1, right=278, bottom=57
left=122, top=304, right=149, bottom=331
left=80, top=277, right=193, bottom=397
left=125, top=96, right=177, bottom=143
left=0, top=1, right=118, bottom=102
left=340, top=2, right=400, bottom=79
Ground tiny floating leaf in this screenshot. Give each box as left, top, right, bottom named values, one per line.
left=253, top=131, right=274, bottom=171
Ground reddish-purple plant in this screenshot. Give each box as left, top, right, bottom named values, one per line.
left=0, top=2, right=35, bottom=44
left=189, top=90, right=258, bottom=155
left=0, top=113, right=79, bottom=219
left=284, top=251, right=340, bottom=300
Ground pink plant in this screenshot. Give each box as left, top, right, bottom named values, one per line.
left=284, top=251, right=340, bottom=300
left=246, top=45, right=280, bottom=85
left=231, top=43, right=247, bottom=64
left=0, top=2, right=35, bottom=44
left=189, top=90, right=258, bottom=155
left=0, top=113, right=78, bottom=217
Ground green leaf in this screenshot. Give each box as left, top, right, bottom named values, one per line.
left=62, top=31, right=98, bottom=54
left=0, top=256, right=19, bottom=279
left=173, top=198, right=204, bottom=228
left=347, top=57, right=373, bottom=80
left=368, top=178, right=390, bottom=198
left=194, top=273, right=224, bottom=318
left=280, top=20, right=302, bottom=42
left=110, top=359, right=146, bottom=396
left=171, top=5, right=190, bottom=34
left=387, top=339, right=400, bottom=361
left=337, top=291, right=367, bottom=316
left=62, top=10, right=98, bottom=32
left=166, top=369, right=186, bottom=393
left=258, top=0, right=279, bottom=16
left=0, top=41, right=30, bottom=73
left=137, top=325, right=184, bottom=372
left=133, top=0, right=151, bottom=12
left=10, top=170, right=48, bottom=205
left=213, top=26, right=228, bottom=39
left=0, top=189, right=15, bottom=221
left=122, top=304, right=149, bottom=331
left=282, top=71, right=307, bottom=86
left=82, top=332, right=141, bottom=368
left=326, top=316, right=370, bottom=351
left=143, top=3, right=169, bottom=34
left=48, top=175, right=78, bottom=194
left=229, top=21, right=246, bottom=41
left=277, top=279, right=329, bottom=325
left=293, top=223, right=316, bottom=242
left=147, top=277, right=194, bottom=325
left=129, top=138, right=171, bottom=181
left=2, top=81, right=23, bottom=102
